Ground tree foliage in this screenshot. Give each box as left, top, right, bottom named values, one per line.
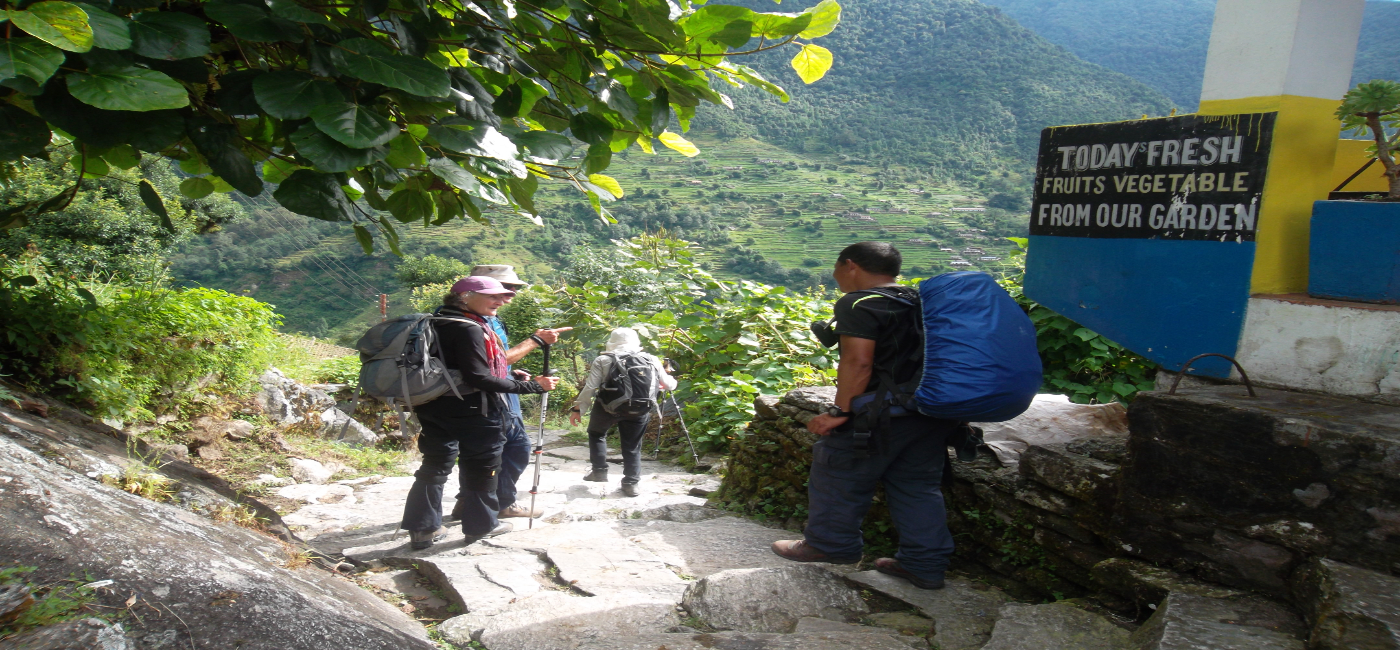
left=1337, top=79, right=1400, bottom=199
left=0, top=0, right=842, bottom=239
left=0, top=155, right=242, bottom=279
left=394, top=253, right=468, bottom=287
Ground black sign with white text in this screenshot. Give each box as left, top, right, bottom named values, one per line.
left=1029, top=113, right=1276, bottom=241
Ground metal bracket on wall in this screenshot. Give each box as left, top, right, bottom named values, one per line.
left=1168, top=353, right=1258, bottom=398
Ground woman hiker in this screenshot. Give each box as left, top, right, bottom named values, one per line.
left=401, top=276, right=560, bottom=550
left=569, top=328, right=676, bottom=497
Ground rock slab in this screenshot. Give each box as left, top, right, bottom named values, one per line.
left=438, top=591, right=678, bottom=650
left=847, top=570, right=1010, bottom=650
left=1131, top=592, right=1304, bottom=650
left=0, top=617, right=130, bottom=650
left=569, top=631, right=920, bottom=650
left=1295, top=557, right=1400, bottom=650
left=0, top=435, right=432, bottom=650
left=681, top=566, right=868, bottom=633
left=981, top=603, right=1130, bottom=650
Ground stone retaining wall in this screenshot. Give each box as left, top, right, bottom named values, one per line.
left=715, top=384, right=1400, bottom=637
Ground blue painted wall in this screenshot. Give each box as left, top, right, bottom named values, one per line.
left=1024, top=236, right=1256, bottom=377
left=1310, top=200, right=1400, bottom=304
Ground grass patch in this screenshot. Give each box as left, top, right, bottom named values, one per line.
left=100, top=459, right=175, bottom=502
left=0, top=567, right=110, bottom=641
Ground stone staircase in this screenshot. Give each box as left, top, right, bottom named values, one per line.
left=291, top=423, right=1396, bottom=650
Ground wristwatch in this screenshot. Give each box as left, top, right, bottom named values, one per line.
left=826, top=406, right=853, bottom=418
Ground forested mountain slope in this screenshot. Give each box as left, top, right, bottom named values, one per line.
left=695, top=0, right=1172, bottom=177
left=980, top=0, right=1400, bottom=110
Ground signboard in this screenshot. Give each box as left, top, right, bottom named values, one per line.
left=1030, top=113, right=1276, bottom=241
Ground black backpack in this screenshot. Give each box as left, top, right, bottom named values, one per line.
left=596, top=352, right=659, bottom=417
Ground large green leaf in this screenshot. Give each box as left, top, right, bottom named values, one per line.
left=73, top=4, right=130, bottom=50
left=329, top=38, right=450, bottom=98
left=569, top=112, right=613, bottom=145
left=138, top=179, right=173, bottom=232
left=204, top=1, right=303, bottom=43
left=66, top=66, right=188, bottom=111
left=187, top=122, right=262, bottom=195
left=252, top=71, right=342, bottom=120
left=383, top=132, right=426, bottom=168
left=0, top=38, right=65, bottom=86
left=290, top=122, right=382, bottom=172
left=680, top=5, right=754, bottom=39
left=749, top=12, right=811, bottom=39
left=798, top=0, right=841, bottom=38
left=268, top=0, right=330, bottom=26
left=428, top=122, right=519, bottom=160
left=179, top=176, right=214, bottom=198
left=385, top=188, right=434, bottom=223
left=658, top=131, right=699, bottom=156
left=513, top=130, right=572, bottom=162
left=427, top=157, right=480, bottom=191
left=273, top=170, right=354, bottom=221
left=9, top=2, right=93, bottom=53
left=310, top=102, right=398, bottom=149
left=130, top=11, right=210, bottom=60
left=0, top=103, right=50, bottom=161
left=790, top=43, right=832, bottom=84
left=261, top=157, right=300, bottom=184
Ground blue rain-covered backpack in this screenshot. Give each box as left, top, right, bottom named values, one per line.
left=912, top=272, right=1042, bottom=421
left=850, top=272, right=1042, bottom=424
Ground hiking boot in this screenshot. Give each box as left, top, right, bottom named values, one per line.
left=582, top=469, right=608, bottom=482
left=444, top=499, right=468, bottom=522
left=463, top=521, right=513, bottom=545
left=620, top=483, right=639, bottom=497
left=498, top=503, right=542, bottom=518
left=874, top=558, right=945, bottom=590
left=408, top=527, right=447, bottom=550
left=770, top=539, right=860, bottom=565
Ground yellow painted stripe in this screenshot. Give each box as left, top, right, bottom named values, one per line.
left=1198, top=95, right=1342, bottom=295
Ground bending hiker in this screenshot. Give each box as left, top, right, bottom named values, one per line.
left=401, top=276, right=560, bottom=550
left=569, top=328, right=676, bottom=497
left=444, top=264, right=571, bottom=523
left=772, top=242, right=958, bottom=590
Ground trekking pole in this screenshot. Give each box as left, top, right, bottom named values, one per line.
left=651, top=397, right=666, bottom=459
left=667, top=391, right=702, bottom=467
left=527, top=344, right=553, bottom=530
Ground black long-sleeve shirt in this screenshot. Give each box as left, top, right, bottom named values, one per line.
left=433, top=308, right=544, bottom=395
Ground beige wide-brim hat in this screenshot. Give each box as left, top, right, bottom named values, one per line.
left=470, top=264, right=526, bottom=288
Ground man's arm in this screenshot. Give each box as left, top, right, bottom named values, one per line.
left=503, top=327, right=574, bottom=365
left=808, top=336, right=875, bottom=436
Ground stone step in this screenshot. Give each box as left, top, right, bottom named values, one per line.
left=845, top=570, right=1009, bottom=650
left=437, top=591, right=680, bottom=650
left=1130, top=592, right=1304, bottom=649
left=981, top=603, right=1130, bottom=650
left=682, top=566, right=868, bottom=633
left=567, top=630, right=921, bottom=650
left=1295, top=558, right=1400, bottom=650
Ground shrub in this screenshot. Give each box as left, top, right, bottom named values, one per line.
left=313, top=355, right=361, bottom=384
left=0, top=250, right=279, bottom=419
left=395, top=255, right=470, bottom=288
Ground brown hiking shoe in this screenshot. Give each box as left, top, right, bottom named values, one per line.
left=770, top=539, right=860, bottom=565
left=444, top=499, right=467, bottom=522
left=498, top=503, right=542, bottom=518
left=874, top=558, right=945, bottom=590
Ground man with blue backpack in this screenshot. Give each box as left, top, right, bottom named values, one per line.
left=771, top=242, right=1042, bottom=590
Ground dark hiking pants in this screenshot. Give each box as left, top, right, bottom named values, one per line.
left=586, top=403, right=651, bottom=484
left=402, top=403, right=505, bottom=537
left=804, top=414, right=958, bottom=582
left=456, top=414, right=529, bottom=509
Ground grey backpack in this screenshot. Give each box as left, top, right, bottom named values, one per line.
left=596, top=352, right=660, bottom=417
left=355, top=314, right=477, bottom=412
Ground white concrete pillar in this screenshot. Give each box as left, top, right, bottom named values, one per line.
left=1197, top=0, right=1366, bottom=295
